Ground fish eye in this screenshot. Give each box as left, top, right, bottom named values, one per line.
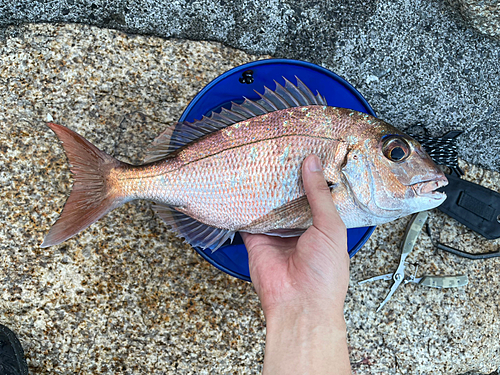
left=390, top=147, right=406, bottom=161
left=382, top=137, right=410, bottom=162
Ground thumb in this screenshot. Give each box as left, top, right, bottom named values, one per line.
left=302, top=155, right=345, bottom=235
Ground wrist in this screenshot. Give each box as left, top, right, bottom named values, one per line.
left=264, top=297, right=346, bottom=328
left=265, top=301, right=347, bottom=334
left=263, top=302, right=351, bottom=375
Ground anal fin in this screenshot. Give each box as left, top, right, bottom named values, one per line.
left=153, top=204, right=235, bottom=252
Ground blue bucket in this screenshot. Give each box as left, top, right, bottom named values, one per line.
left=178, top=59, right=376, bottom=281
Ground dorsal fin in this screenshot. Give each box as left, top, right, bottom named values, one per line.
left=144, top=77, right=328, bottom=163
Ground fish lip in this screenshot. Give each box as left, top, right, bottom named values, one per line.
left=411, top=177, right=448, bottom=200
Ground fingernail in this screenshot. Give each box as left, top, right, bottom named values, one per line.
left=308, top=155, right=322, bottom=172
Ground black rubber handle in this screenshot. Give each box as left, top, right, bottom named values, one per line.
left=438, top=173, right=500, bottom=240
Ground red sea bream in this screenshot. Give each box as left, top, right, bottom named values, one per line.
left=41, top=78, right=447, bottom=250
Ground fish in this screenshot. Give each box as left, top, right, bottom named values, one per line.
left=41, top=77, right=448, bottom=251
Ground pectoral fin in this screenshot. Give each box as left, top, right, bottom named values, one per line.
left=240, top=195, right=312, bottom=235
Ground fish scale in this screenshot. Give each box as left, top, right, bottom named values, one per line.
left=41, top=77, right=447, bottom=250
left=117, top=133, right=335, bottom=230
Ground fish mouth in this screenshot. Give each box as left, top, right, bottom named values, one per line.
left=411, top=176, right=448, bottom=199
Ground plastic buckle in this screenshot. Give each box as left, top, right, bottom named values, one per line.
left=438, top=171, right=500, bottom=240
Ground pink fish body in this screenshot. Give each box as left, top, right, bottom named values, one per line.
left=42, top=78, right=447, bottom=250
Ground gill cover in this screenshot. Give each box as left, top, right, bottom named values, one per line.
left=342, top=131, right=447, bottom=221
left=342, top=140, right=407, bottom=219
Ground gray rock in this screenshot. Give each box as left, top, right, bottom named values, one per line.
left=1, top=23, right=500, bottom=375
left=0, top=0, right=499, bottom=171
left=447, top=0, right=500, bottom=39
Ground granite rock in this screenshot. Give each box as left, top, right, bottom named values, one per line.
left=447, top=0, right=500, bottom=39
left=0, top=0, right=499, bottom=172
left=1, top=23, right=500, bottom=374
left=350, top=158, right=500, bottom=375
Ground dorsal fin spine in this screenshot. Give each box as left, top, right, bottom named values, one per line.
left=255, top=89, right=279, bottom=110
left=264, top=86, right=289, bottom=109
left=295, top=76, right=317, bottom=104
left=182, top=127, right=203, bottom=137
left=144, top=77, right=329, bottom=163
left=284, top=77, right=310, bottom=104
left=230, top=102, right=256, bottom=118
left=201, top=116, right=226, bottom=128
left=242, top=97, right=267, bottom=115
left=274, top=80, right=300, bottom=106
left=316, top=92, right=327, bottom=105
left=221, top=107, right=246, bottom=121
left=212, top=112, right=233, bottom=124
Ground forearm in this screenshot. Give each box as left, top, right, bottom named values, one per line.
left=263, top=304, right=351, bottom=375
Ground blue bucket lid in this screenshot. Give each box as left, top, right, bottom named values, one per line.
left=178, top=59, right=376, bottom=282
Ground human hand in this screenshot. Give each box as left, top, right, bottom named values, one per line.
left=242, top=154, right=350, bottom=318
left=242, top=154, right=352, bottom=375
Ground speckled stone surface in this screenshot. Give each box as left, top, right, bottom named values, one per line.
left=350, top=159, right=500, bottom=375
left=1, top=24, right=499, bottom=374
left=447, top=0, right=500, bottom=39
left=1, top=0, right=500, bottom=173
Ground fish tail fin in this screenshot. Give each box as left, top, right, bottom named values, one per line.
left=41, top=123, right=127, bottom=247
